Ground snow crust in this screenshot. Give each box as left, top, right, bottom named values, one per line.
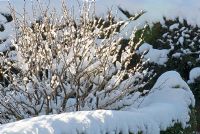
left=0, top=71, right=195, bottom=134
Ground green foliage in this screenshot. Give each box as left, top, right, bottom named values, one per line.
left=189, top=82, right=200, bottom=132
left=134, top=22, right=170, bottom=49
left=167, top=54, right=199, bottom=80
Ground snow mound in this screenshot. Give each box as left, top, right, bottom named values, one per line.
left=0, top=71, right=195, bottom=134
left=138, top=43, right=169, bottom=65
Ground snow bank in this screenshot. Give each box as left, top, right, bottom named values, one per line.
left=0, top=71, right=195, bottom=134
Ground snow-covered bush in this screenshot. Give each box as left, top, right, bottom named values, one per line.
left=0, top=2, right=151, bottom=123
left=134, top=17, right=200, bottom=132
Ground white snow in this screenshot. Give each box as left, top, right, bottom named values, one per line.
left=178, top=36, right=184, bottom=45
left=138, top=42, right=153, bottom=52
left=188, top=67, right=200, bottom=83
left=0, top=71, right=195, bottom=134
left=172, top=52, right=182, bottom=58
left=138, top=43, right=169, bottom=65
left=169, top=23, right=179, bottom=31
left=0, top=14, right=7, bottom=23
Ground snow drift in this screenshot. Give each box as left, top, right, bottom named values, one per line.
left=0, top=71, right=195, bottom=134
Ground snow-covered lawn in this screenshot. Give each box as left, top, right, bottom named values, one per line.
left=0, top=71, right=195, bottom=134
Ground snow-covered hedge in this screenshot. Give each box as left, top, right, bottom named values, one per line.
left=0, top=71, right=195, bottom=134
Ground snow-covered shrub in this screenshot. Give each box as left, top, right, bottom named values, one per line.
left=134, top=17, right=200, bottom=132
left=0, top=2, right=151, bottom=123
